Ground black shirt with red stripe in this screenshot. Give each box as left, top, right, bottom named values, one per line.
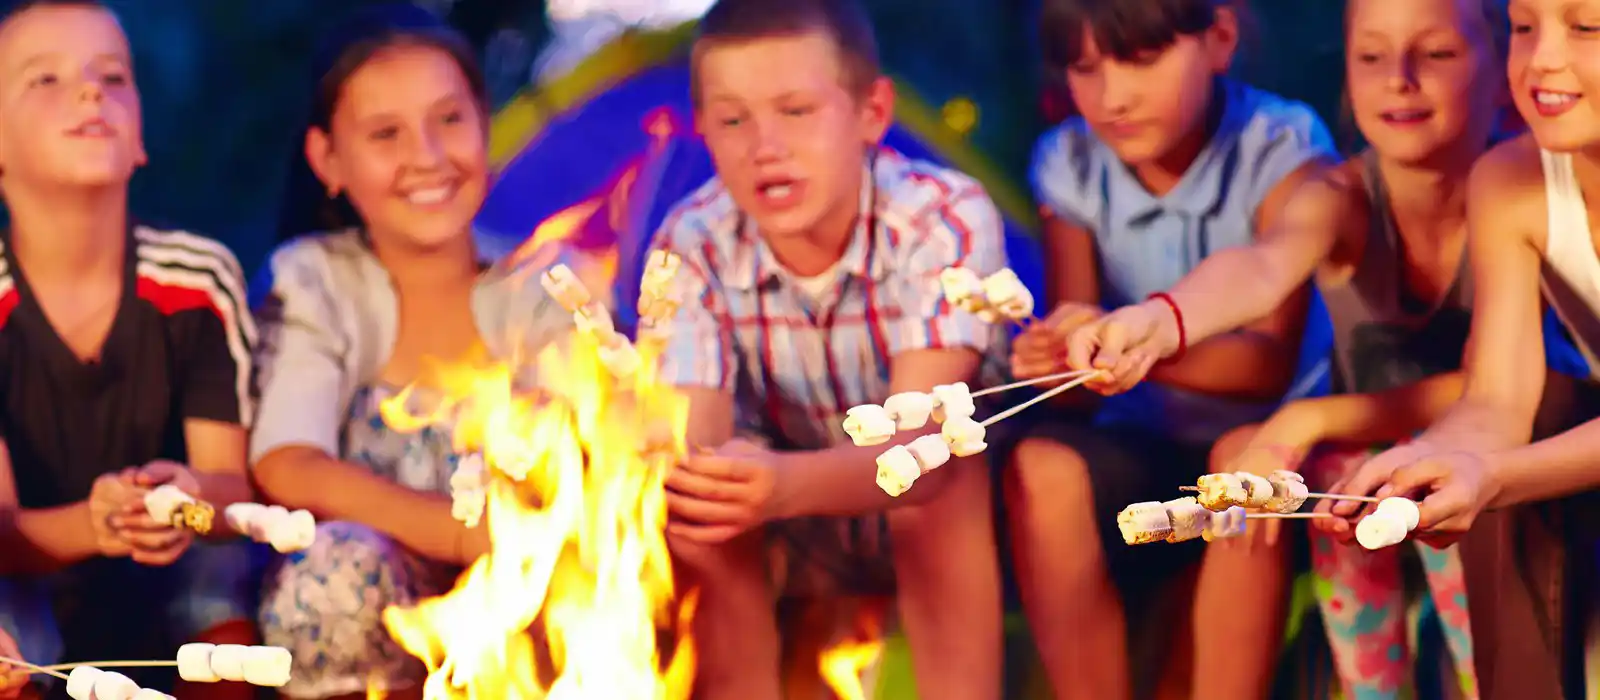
left=0, top=226, right=254, bottom=509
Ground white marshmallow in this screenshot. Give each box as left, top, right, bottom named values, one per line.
left=1195, top=473, right=1247, bottom=511
left=143, top=484, right=196, bottom=524
left=222, top=503, right=265, bottom=537
left=597, top=341, right=641, bottom=378
left=452, top=489, right=486, bottom=527
left=939, top=267, right=987, bottom=313
left=267, top=510, right=317, bottom=553
left=636, top=293, right=680, bottom=324
left=1203, top=506, right=1248, bottom=541
left=975, top=308, right=1001, bottom=323
left=66, top=666, right=103, bottom=700
left=540, top=264, right=591, bottom=311
left=573, top=304, right=617, bottom=338
left=209, top=644, right=249, bottom=682
left=940, top=415, right=988, bottom=457
left=1356, top=513, right=1409, bottom=550
left=450, top=454, right=487, bottom=493
left=641, top=250, right=681, bottom=294
left=132, top=689, right=176, bottom=700
left=981, top=269, right=1034, bottom=319
left=882, top=392, right=936, bottom=430
left=1233, top=472, right=1275, bottom=508
left=177, top=642, right=220, bottom=683
left=93, top=671, right=140, bottom=700
left=1163, top=497, right=1212, bottom=542
left=1264, top=471, right=1310, bottom=513
left=240, top=646, right=293, bottom=687
left=930, top=382, right=976, bottom=422
left=842, top=405, right=896, bottom=446
left=1376, top=497, right=1421, bottom=531
left=876, top=445, right=922, bottom=497
left=905, top=434, right=953, bottom=472
left=1117, top=502, right=1173, bottom=545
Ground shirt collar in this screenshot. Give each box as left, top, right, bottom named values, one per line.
left=726, top=156, right=890, bottom=291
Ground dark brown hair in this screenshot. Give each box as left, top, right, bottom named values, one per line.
left=277, top=3, right=488, bottom=241
left=691, top=0, right=881, bottom=101
left=1040, top=0, right=1232, bottom=70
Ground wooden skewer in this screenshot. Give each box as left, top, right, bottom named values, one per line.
left=1245, top=512, right=1329, bottom=519
left=0, top=654, right=69, bottom=681
left=979, top=371, right=1110, bottom=428
left=40, top=660, right=175, bottom=672
left=1177, top=486, right=1380, bottom=504
left=970, top=368, right=1101, bottom=398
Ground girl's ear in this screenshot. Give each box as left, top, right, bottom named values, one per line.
left=1206, top=6, right=1241, bottom=73
left=304, top=128, right=341, bottom=197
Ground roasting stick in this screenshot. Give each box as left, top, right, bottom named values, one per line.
left=969, top=368, right=1100, bottom=399
left=979, top=370, right=1109, bottom=428
left=1178, top=485, right=1379, bottom=504
left=0, top=655, right=68, bottom=681
left=41, top=660, right=177, bottom=672
left=1245, top=512, right=1330, bottom=519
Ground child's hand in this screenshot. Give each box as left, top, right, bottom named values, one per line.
left=665, top=439, right=781, bottom=544
left=86, top=473, right=136, bottom=558
left=1011, top=303, right=1101, bottom=380
left=1378, top=450, right=1501, bottom=548
left=1064, top=300, right=1173, bottom=395
left=110, top=461, right=201, bottom=566
left=0, top=627, right=31, bottom=699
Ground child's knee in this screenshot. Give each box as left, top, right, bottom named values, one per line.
left=163, top=540, right=269, bottom=641
left=1004, top=436, right=1094, bottom=509
left=669, top=529, right=768, bottom=581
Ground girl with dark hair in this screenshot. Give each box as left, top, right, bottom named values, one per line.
left=248, top=5, right=578, bottom=697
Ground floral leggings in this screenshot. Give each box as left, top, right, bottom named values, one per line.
left=1308, top=448, right=1478, bottom=700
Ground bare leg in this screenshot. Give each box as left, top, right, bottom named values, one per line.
left=175, top=619, right=258, bottom=700
left=886, top=456, right=1003, bottom=700
left=1004, top=437, right=1129, bottom=700
left=1189, top=425, right=1290, bottom=700
left=671, top=530, right=782, bottom=700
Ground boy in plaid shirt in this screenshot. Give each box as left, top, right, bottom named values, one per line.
left=645, top=1, right=1009, bottom=698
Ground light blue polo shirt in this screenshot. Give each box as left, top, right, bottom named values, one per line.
left=1032, top=78, right=1335, bottom=443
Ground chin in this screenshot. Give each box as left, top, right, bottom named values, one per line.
left=1526, top=121, right=1600, bottom=154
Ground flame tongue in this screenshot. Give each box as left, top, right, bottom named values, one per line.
left=378, top=333, right=694, bottom=699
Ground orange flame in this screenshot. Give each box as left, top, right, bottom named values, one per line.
left=378, top=330, right=697, bottom=698
left=818, top=603, right=886, bottom=700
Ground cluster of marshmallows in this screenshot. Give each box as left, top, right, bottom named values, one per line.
left=1117, top=498, right=1248, bottom=545
left=939, top=267, right=1034, bottom=322
left=64, top=644, right=292, bottom=700
left=841, top=382, right=986, bottom=497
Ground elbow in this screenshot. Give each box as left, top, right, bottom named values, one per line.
left=251, top=448, right=316, bottom=510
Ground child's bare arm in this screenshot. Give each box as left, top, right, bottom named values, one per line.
left=1422, top=140, right=1549, bottom=451
left=1039, top=212, right=1100, bottom=308
left=1291, top=371, right=1465, bottom=445
left=0, top=440, right=101, bottom=574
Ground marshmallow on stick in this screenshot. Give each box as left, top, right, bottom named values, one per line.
left=175, top=643, right=293, bottom=687
left=222, top=503, right=316, bottom=553
left=142, top=485, right=215, bottom=535
left=1194, top=471, right=1310, bottom=513
left=1117, top=498, right=1250, bottom=545
left=450, top=453, right=488, bottom=528
left=938, top=266, right=1036, bottom=324
left=637, top=250, right=684, bottom=337
left=980, top=268, right=1035, bottom=320
left=842, top=382, right=977, bottom=447
left=875, top=414, right=991, bottom=497
left=1354, top=497, right=1421, bottom=550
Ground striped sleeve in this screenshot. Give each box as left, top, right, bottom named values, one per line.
left=889, top=187, right=1008, bottom=355
left=651, top=208, right=738, bottom=393
left=133, top=227, right=257, bottom=427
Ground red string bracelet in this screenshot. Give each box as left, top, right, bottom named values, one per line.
left=1146, top=292, right=1187, bottom=364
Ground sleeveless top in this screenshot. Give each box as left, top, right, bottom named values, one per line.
left=1537, top=149, right=1600, bottom=377
left=1319, top=153, right=1474, bottom=395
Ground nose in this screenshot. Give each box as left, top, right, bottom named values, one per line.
left=76, top=76, right=103, bottom=104
left=408, top=127, right=447, bottom=169
left=1528, top=27, right=1568, bottom=74
left=750, top=113, right=788, bottom=164
left=1095, top=67, right=1136, bottom=118
left=1387, top=53, right=1420, bottom=93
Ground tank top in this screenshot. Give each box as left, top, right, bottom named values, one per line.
left=1319, top=152, right=1474, bottom=394
left=1537, top=150, right=1600, bottom=376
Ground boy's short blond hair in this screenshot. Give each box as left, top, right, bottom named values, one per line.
left=691, top=0, right=881, bottom=102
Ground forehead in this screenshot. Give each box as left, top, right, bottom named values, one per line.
left=0, top=5, right=129, bottom=68
left=695, top=31, right=847, bottom=102
left=1349, top=0, right=1475, bottom=36
left=1509, top=0, right=1594, bottom=12
left=335, top=43, right=470, bottom=118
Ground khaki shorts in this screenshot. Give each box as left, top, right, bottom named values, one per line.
left=767, top=514, right=895, bottom=598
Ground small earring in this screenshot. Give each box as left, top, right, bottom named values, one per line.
left=326, top=185, right=340, bottom=199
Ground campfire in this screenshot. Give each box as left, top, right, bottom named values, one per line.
left=371, top=199, right=881, bottom=699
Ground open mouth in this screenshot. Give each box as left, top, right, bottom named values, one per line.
left=402, top=182, right=458, bottom=207
left=754, top=177, right=802, bottom=209
left=66, top=118, right=113, bottom=138
left=1531, top=88, right=1581, bottom=117
left=1379, top=108, right=1433, bottom=125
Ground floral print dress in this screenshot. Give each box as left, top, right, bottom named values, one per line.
left=257, top=384, right=466, bottom=699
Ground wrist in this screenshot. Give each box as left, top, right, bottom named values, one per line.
left=765, top=451, right=804, bottom=520
left=1143, top=296, right=1186, bottom=361
left=1481, top=449, right=1512, bottom=510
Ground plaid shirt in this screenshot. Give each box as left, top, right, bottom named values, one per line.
left=651, top=149, right=1010, bottom=450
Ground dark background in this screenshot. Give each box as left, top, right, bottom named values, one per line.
left=102, top=0, right=1346, bottom=274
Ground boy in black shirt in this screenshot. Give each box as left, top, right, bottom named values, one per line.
left=0, top=2, right=258, bottom=698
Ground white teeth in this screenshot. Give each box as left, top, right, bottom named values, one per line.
left=1536, top=91, right=1578, bottom=106
left=762, top=184, right=792, bottom=199
left=406, top=187, right=451, bottom=205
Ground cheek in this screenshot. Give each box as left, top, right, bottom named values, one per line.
left=341, top=152, right=402, bottom=206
